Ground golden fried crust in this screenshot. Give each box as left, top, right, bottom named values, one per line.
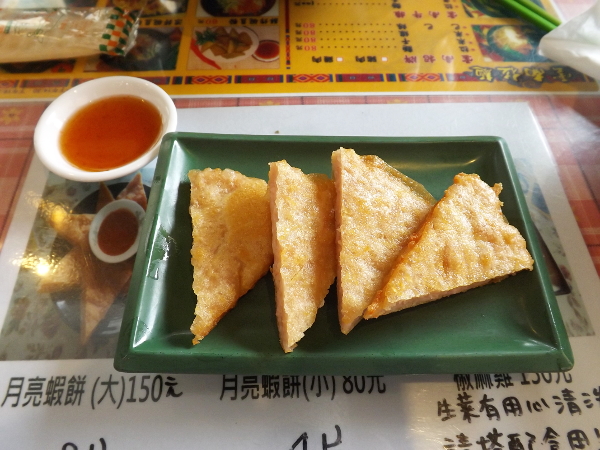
left=332, top=148, right=435, bottom=334
left=365, top=173, right=534, bottom=319
left=189, top=168, right=273, bottom=344
left=269, top=161, right=336, bottom=353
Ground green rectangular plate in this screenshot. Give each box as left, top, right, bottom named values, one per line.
left=114, top=133, right=573, bottom=375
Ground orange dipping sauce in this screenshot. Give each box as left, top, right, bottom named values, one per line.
left=98, top=208, right=139, bottom=256
left=255, top=40, right=279, bottom=61
left=59, top=95, right=162, bottom=172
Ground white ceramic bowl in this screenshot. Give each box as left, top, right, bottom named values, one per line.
left=34, top=76, right=177, bottom=182
left=89, top=199, right=146, bottom=264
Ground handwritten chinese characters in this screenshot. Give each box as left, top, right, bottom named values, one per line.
left=1, top=373, right=182, bottom=409
left=440, top=373, right=600, bottom=450
left=220, top=375, right=386, bottom=401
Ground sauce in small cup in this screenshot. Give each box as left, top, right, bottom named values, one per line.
left=89, top=199, right=145, bottom=264
left=60, top=95, right=163, bottom=172
left=34, top=76, right=177, bottom=182
left=253, top=40, right=279, bottom=62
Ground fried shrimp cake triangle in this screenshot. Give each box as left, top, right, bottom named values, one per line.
left=189, top=168, right=273, bottom=345
left=332, top=147, right=435, bottom=334
left=269, top=161, right=336, bottom=353
left=364, top=173, right=534, bottom=319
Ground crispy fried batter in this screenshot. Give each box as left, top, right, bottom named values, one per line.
left=332, top=148, right=435, bottom=334
left=189, top=168, right=273, bottom=345
left=269, top=161, right=336, bottom=353
left=364, top=173, right=534, bottom=319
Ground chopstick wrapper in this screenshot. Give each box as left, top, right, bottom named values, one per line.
left=0, top=7, right=139, bottom=63
left=538, top=0, right=600, bottom=80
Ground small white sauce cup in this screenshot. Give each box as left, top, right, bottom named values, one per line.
left=34, top=76, right=177, bottom=182
left=89, top=199, right=146, bottom=264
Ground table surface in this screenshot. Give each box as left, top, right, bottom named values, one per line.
left=1, top=0, right=599, bottom=271
left=2, top=94, right=600, bottom=276
left=1, top=1, right=600, bottom=447
left=1, top=0, right=599, bottom=268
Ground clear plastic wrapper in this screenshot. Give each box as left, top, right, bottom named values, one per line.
left=0, top=7, right=139, bottom=63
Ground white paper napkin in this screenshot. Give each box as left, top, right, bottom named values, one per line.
left=539, top=1, right=600, bottom=80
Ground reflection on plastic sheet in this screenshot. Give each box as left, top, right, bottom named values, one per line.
left=515, top=157, right=594, bottom=337
left=0, top=0, right=597, bottom=99
left=0, top=169, right=154, bottom=361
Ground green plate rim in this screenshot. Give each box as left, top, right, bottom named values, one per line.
left=114, top=132, right=573, bottom=375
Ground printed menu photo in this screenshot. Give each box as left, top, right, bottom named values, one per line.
left=0, top=170, right=152, bottom=360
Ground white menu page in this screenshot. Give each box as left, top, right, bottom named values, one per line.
left=0, top=102, right=598, bottom=450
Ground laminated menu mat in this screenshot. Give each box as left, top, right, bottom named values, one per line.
left=0, top=0, right=597, bottom=97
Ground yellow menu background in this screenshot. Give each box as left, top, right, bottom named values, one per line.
left=0, top=0, right=597, bottom=99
